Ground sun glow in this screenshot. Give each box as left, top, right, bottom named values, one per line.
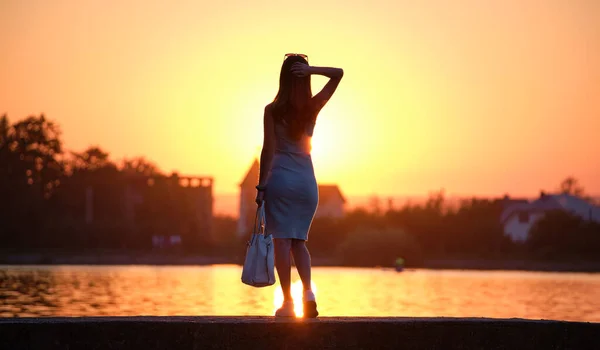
left=2, top=0, right=599, bottom=199
left=308, top=109, right=351, bottom=174
left=309, top=135, right=328, bottom=159
left=273, top=280, right=318, bottom=318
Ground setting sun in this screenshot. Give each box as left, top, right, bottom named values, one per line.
left=273, top=280, right=318, bottom=318
left=310, top=122, right=336, bottom=163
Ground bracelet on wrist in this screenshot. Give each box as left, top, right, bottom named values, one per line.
left=256, top=185, right=266, bottom=191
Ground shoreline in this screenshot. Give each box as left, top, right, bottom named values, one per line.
left=1, top=253, right=600, bottom=273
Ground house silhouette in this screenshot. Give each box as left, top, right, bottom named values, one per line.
left=501, top=192, right=600, bottom=242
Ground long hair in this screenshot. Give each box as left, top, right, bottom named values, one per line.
left=271, top=55, right=314, bottom=140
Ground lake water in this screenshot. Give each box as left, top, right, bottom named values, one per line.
left=1, top=265, right=599, bottom=322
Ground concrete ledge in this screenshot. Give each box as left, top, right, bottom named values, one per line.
left=1, top=317, right=598, bottom=350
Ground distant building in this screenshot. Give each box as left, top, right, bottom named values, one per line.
left=237, top=159, right=346, bottom=237
left=500, top=192, right=600, bottom=242
left=84, top=172, right=214, bottom=245
left=314, top=184, right=346, bottom=219
left=237, top=159, right=260, bottom=238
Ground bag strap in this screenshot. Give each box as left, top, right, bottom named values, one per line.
left=252, top=201, right=268, bottom=236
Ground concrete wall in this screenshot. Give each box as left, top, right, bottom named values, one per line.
left=1, top=316, right=598, bottom=350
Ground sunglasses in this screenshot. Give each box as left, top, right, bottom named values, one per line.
left=284, top=53, right=308, bottom=61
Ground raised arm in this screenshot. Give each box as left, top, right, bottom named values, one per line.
left=256, top=104, right=275, bottom=196
left=311, top=66, right=344, bottom=103
left=292, top=64, right=344, bottom=112
left=310, top=67, right=344, bottom=111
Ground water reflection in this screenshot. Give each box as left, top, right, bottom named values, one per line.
left=0, top=265, right=599, bottom=322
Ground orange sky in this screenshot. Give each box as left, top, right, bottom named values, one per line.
left=1, top=0, right=599, bottom=212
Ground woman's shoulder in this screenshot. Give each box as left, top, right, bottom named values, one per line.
left=265, top=103, right=281, bottom=121
left=264, top=103, right=277, bottom=124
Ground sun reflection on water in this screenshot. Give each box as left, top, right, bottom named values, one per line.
left=273, top=280, right=317, bottom=318
left=1, top=266, right=600, bottom=322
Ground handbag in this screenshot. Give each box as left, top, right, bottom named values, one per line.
left=241, top=201, right=276, bottom=287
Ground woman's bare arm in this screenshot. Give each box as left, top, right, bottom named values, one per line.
left=291, top=63, right=344, bottom=110
left=257, top=104, right=275, bottom=189
left=309, top=66, right=344, bottom=112
left=310, top=66, right=344, bottom=79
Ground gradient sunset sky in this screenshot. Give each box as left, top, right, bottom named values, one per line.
left=1, top=0, right=599, bottom=210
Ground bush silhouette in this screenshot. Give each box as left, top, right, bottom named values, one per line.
left=336, top=227, right=422, bottom=267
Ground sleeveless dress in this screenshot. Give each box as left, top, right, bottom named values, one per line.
left=264, top=116, right=318, bottom=241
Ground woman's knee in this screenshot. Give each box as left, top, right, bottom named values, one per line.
left=274, top=238, right=292, bottom=250
left=291, top=239, right=306, bottom=250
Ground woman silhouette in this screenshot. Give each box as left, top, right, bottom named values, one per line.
left=255, top=53, right=343, bottom=318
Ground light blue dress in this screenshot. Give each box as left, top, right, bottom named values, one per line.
left=264, top=118, right=319, bottom=241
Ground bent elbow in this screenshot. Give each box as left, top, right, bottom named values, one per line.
left=338, top=68, right=344, bottom=79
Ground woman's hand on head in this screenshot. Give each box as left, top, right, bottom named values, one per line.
left=291, top=62, right=311, bottom=77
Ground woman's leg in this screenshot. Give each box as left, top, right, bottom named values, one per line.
left=274, top=238, right=293, bottom=301
left=291, top=239, right=312, bottom=291
left=291, top=239, right=318, bottom=318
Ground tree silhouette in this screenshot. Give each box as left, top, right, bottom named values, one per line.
left=0, top=114, right=63, bottom=246
left=337, top=227, right=422, bottom=266
left=2, top=113, right=598, bottom=265
left=9, top=114, right=63, bottom=198
left=425, top=188, right=445, bottom=214
left=369, top=195, right=382, bottom=215
left=527, top=210, right=600, bottom=258
left=557, top=176, right=586, bottom=197
left=121, top=156, right=162, bottom=176
left=69, top=146, right=114, bottom=172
